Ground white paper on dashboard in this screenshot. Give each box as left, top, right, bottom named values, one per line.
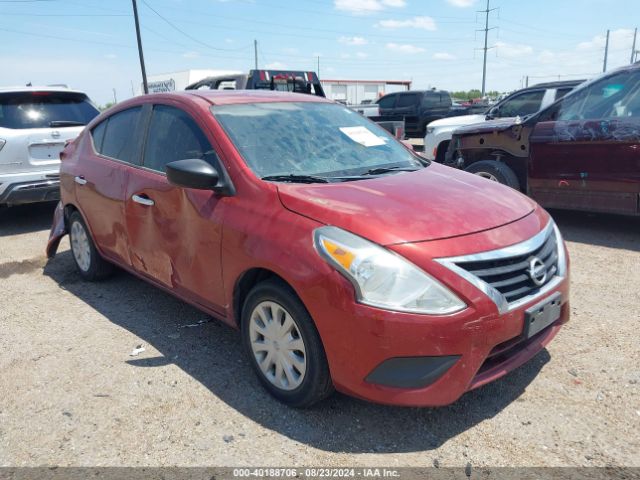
left=339, top=126, right=386, bottom=147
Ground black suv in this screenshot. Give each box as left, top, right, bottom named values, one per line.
left=376, top=90, right=452, bottom=137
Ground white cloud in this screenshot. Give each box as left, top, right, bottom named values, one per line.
left=377, top=16, right=436, bottom=30
left=182, top=51, right=200, bottom=59
left=433, top=52, right=456, bottom=60
left=577, top=28, right=635, bottom=52
left=334, top=0, right=405, bottom=14
left=386, top=43, right=425, bottom=54
left=338, top=36, right=368, bottom=46
left=446, top=0, right=477, bottom=7
left=265, top=61, right=287, bottom=69
left=495, top=41, right=534, bottom=58
left=356, top=52, right=369, bottom=58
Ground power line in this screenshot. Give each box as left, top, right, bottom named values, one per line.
left=140, top=0, right=251, bottom=52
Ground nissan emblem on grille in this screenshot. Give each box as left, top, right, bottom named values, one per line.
left=528, top=257, right=547, bottom=286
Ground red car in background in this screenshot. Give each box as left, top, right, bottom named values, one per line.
left=446, top=63, right=640, bottom=216
left=47, top=90, right=570, bottom=407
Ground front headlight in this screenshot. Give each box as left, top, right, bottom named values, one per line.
left=0, top=139, right=5, bottom=152
left=426, top=126, right=435, bottom=135
left=314, top=226, right=466, bottom=315
left=553, top=222, right=568, bottom=277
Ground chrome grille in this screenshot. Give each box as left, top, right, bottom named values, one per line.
left=455, top=231, right=558, bottom=303
left=436, top=221, right=566, bottom=313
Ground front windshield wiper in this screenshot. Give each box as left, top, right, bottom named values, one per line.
left=262, top=174, right=330, bottom=184
left=360, top=166, right=422, bottom=176
left=49, top=120, right=85, bottom=128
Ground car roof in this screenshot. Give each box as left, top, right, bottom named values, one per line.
left=529, top=79, right=586, bottom=89
left=178, top=89, right=330, bottom=106
left=0, top=85, right=87, bottom=94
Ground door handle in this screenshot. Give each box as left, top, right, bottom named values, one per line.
left=74, top=176, right=87, bottom=185
left=132, top=194, right=154, bottom=206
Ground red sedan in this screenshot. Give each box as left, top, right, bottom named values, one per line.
left=47, top=90, right=570, bottom=407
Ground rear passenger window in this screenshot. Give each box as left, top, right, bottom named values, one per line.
left=100, top=107, right=142, bottom=164
left=91, top=121, right=107, bottom=152
left=397, top=94, right=419, bottom=108
left=555, top=88, right=574, bottom=101
left=143, top=105, right=213, bottom=173
left=422, top=93, right=440, bottom=108
left=498, top=90, right=545, bottom=117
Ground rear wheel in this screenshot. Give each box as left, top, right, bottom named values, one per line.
left=68, top=211, right=113, bottom=281
left=241, top=279, right=333, bottom=407
left=465, top=160, right=520, bottom=190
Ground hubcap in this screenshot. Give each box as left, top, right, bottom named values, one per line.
left=70, top=221, right=91, bottom=272
left=476, top=172, right=499, bottom=182
left=249, top=301, right=307, bottom=391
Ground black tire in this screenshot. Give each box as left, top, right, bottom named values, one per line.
left=241, top=279, right=334, bottom=408
left=465, top=160, right=520, bottom=190
left=68, top=211, right=113, bottom=281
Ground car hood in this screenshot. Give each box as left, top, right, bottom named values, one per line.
left=429, top=114, right=486, bottom=129
left=276, top=162, right=536, bottom=246
left=453, top=117, right=521, bottom=136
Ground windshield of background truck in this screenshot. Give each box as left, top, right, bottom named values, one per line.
left=213, top=102, right=422, bottom=179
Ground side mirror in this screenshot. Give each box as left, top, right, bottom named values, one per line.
left=486, top=106, right=499, bottom=120
left=166, top=159, right=221, bottom=191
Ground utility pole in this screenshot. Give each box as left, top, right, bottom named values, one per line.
left=525, top=76, right=529, bottom=88
left=131, top=0, right=148, bottom=94
left=477, top=0, right=498, bottom=97
left=112, top=88, right=117, bottom=104
left=603, top=29, right=610, bottom=73
left=631, top=28, right=637, bottom=64
left=254, top=39, right=258, bottom=69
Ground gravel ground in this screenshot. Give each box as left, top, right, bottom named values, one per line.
left=0, top=202, right=638, bottom=468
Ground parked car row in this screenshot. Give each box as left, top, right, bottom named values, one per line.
left=5, top=63, right=637, bottom=408
left=423, top=79, right=583, bottom=163
left=441, top=63, right=640, bottom=217
left=44, top=90, right=570, bottom=408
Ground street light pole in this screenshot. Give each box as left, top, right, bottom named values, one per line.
left=132, top=0, right=148, bottom=94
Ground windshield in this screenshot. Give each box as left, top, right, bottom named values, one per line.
left=212, top=102, right=424, bottom=181
left=0, top=91, right=99, bottom=129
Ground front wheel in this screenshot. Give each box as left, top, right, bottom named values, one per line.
left=465, top=160, right=520, bottom=190
left=68, top=211, right=113, bottom=281
left=241, top=279, right=333, bottom=407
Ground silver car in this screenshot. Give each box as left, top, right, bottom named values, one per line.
left=0, top=86, right=99, bottom=206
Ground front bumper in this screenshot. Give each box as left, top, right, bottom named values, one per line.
left=304, top=212, right=570, bottom=407
left=313, top=276, right=568, bottom=407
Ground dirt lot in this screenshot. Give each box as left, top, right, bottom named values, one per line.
left=0, top=202, right=638, bottom=468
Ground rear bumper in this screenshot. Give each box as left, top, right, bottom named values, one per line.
left=0, top=178, right=60, bottom=205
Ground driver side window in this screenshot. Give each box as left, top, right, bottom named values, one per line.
left=143, top=105, right=215, bottom=173
left=555, top=71, right=637, bottom=121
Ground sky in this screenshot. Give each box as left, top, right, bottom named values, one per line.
left=1, top=0, right=638, bottom=105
